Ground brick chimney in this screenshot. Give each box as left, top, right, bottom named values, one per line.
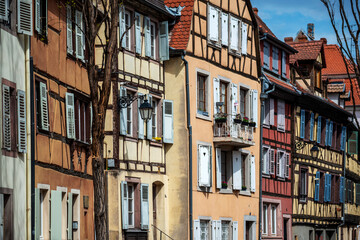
left=284, top=37, right=293, bottom=43
left=320, top=38, right=327, bottom=44
left=253, top=8, right=258, bottom=15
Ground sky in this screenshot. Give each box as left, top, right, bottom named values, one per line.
left=250, top=0, right=338, bottom=44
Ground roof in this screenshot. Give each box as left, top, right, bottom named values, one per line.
left=327, top=83, right=345, bottom=93
left=322, top=44, right=355, bottom=76
left=142, top=0, right=175, bottom=17
left=288, top=40, right=324, bottom=64
left=265, top=73, right=297, bottom=93
left=164, top=0, right=194, bottom=50
left=255, top=14, right=276, bottom=38
left=345, top=77, right=360, bottom=106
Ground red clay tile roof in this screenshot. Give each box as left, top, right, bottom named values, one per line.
left=265, top=73, right=296, bottom=92
left=255, top=14, right=276, bottom=38
left=287, top=40, right=324, bottom=64
left=164, top=0, right=194, bottom=50
left=345, top=77, right=360, bottom=106
left=323, top=44, right=355, bottom=75
left=327, top=83, right=345, bottom=93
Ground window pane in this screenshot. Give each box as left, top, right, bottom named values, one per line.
left=200, top=221, right=209, bottom=240
left=221, top=221, right=230, bottom=240
left=240, top=89, right=246, bottom=116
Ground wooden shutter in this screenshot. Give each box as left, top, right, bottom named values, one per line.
left=216, top=148, right=221, bottom=189
left=137, top=94, right=144, bottom=139
left=146, top=94, right=153, bottom=140
left=300, top=109, right=305, bottom=139
left=198, top=145, right=211, bottom=187
left=277, top=99, right=285, bottom=131
left=325, top=119, right=329, bottom=146
left=75, top=10, right=84, bottom=60
left=163, top=100, right=173, bottom=143
left=231, top=83, right=238, bottom=118
left=262, top=147, right=269, bottom=174
left=17, top=90, right=27, bottom=152
left=356, top=184, right=360, bottom=205
left=35, top=0, right=40, bottom=32
left=67, top=193, right=73, bottom=239
left=213, top=78, right=220, bottom=115
left=282, top=51, right=287, bottom=78
left=121, top=181, right=128, bottom=229
left=119, top=87, right=127, bottom=135
left=140, top=184, right=149, bottom=229
left=159, top=21, right=169, bottom=61
left=230, top=16, right=239, bottom=51
left=269, top=98, right=275, bottom=125
left=269, top=149, right=275, bottom=175
left=2, top=85, right=11, bottom=150
left=317, top=116, right=322, bottom=144
left=39, top=82, right=49, bottom=130
left=221, top=12, right=228, bottom=46
left=250, top=89, right=258, bottom=126
left=17, top=0, right=33, bottom=35
left=314, top=172, right=320, bottom=201
left=50, top=190, right=62, bottom=239
left=272, top=47, right=279, bottom=72
left=208, top=5, right=219, bottom=42
left=0, top=0, right=9, bottom=21
left=232, top=151, right=242, bottom=190
left=341, top=126, right=347, bottom=151
left=328, top=174, right=332, bottom=201
left=119, top=6, right=126, bottom=48
left=66, top=5, right=73, bottom=54
left=194, top=220, right=200, bottom=240
left=263, top=99, right=270, bottom=126
left=135, top=12, right=141, bottom=54
left=34, top=188, right=41, bottom=239
left=284, top=153, right=290, bottom=178
left=250, top=155, right=256, bottom=192
left=232, top=221, right=238, bottom=240
left=276, top=151, right=281, bottom=177
left=66, top=93, right=75, bottom=139
left=348, top=131, right=358, bottom=154
left=340, top=176, right=345, bottom=203
left=144, top=16, right=151, bottom=57
left=328, top=121, right=333, bottom=147
left=241, top=22, right=248, bottom=55
left=263, top=42, right=270, bottom=68
left=212, top=220, right=217, bottom=240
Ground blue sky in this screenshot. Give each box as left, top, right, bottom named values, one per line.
left=251, top=0, right=337, bottom=44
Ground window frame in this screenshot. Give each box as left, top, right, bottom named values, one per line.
left=2, top=80, right=17, bottom=155
left=262, top=203, right=268, bottom=235
left=73, top=95, right=91, bottom=143
left=270, top=205, right=277, bottom=235
left=37, top=183, right=50, bottom=240
left=199, top=218, right=211, bottom=240
left=196, top=69, right=210, bottom=119
left=127, top=183, right=135, bottom=228
left=0, top=188, right=13, bottom=240
left=124, top=10, right=132, bottom=50
left=150, top=21, right=157, bottom=59
left=239, top=84, right=250, bottom=119
left=299, top=166, right=308, bottom=203
left=220, top=219, right=231, bottom=240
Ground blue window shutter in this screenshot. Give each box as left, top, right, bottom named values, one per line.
left=317, top=116, right=322, bottom=143
left=121, top=181, right=128, bottom=229
left=328, top=121, right=333, bottom=147
left=135, top=12, right=142, bottom=54
left=314, top=172, right=320, bottom=201
left=340, top=176, right=345, bottom=203
left=324, top=174, right=329, bottom=202
left=144, top=16, right=151, bottom=57
left=159, top=21, right=169, bottom=61
left=310, top=112, right=314, bottom=141
left=341, top=126, right=347, bottom=151
left=119, top=6, right=126, bottom=48
left=50, top=190, right=62, bottom=239
left=325, top=120, right=329, bottom=146
left=140, top=184, right=149, bottom=229
left=328, top=174, right=332, bottom=201
left=300, top=109, right=305, bottom=139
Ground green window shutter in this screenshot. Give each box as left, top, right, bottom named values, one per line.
left=348, top=131, right=358, bottom=154
left=121, top=181, right=128, bottom=229
left=50, top=190, right=62, bottom=239
left=0, top=0, right=9, bottom=21
left=34, top=188, right=41, bottom=239
left=67, top=193, right=73, bottom=239
left=35, top=0, right=40, bottom=32
left=119, top=87, right=127, bottom=135
left=140, top=184, right=149, bottom=229
left=356, top=184, right=360, bottom=205
left=159, top=21, right=169, bottom=61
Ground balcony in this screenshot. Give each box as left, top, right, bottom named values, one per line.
left=213, top=115, right=255, bottom=147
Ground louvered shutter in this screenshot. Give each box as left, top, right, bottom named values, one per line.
left=269, top=149, right=275, bottom=175
left=39, top=82, right=49, bottom=131
left=230, top=16, right=239, bottom=51
left=231, top=83, right=238, bottom=118
left=17, top=90, right=27, bottom=152
left=35, top=0, right=40, bottom=32
left=285, top=153, right=290, bottom=178
left=135, top=12, right=141, bottom=54
left=121, top=181, right=128, bottom=229
left=138, top=94, right=144, bottom=139
left=66, top=93, right=75, bottom=139
left=314, top=172, right=320, bottom=201
left=356, top=184, right=360, bottom=205
left=250, top=155, right=256, bottom=192
left=232, top=221, right=238, bottom=240
left=325, top=119, right=329, bottom=146
left=324, top=174, right=331, bottom=202
left=194, top=220, right=200, bottom=240
left=277, top=99, right=285, bottom=131
left=221, top=12, right=228, bottom=46
left=140, top=184, right=149, bottom=229
left=317, top=116, right=322, bottom=144
left=216, top=148, right=221, bottom=189
left=119, top=6, right=126, bottom=48
left=340, top=176, right=345, bottom=203
left=198, top=145, right=211, bottom=187
left=270, top=98, right=275, bottom=125
left=310, top=112, right=314, bottom=141
left=144, top=16, right=151, bottom=57
left=75, top=10, right=84, bottom=60
left=276, top=151, right=281, bottom=177
left=0, top=0, right=8, bottom=21
left=328, top=121, right=333, bottom=147
left=263, top=42, right=270, bottom=68
left=66, top=5, right=73, bottom=54
left=146, top=94, right=153, bottom=140
left=232, top=151, right=242, bottom=190
left=67, top=193, right=73, bottom=239
left=119, top=87, right=127, bottom=135
left=17, top=0, right=33, bottom=35
left=159, top=21, right=169, bottom=61
left=208, top=5, right=218, bottom=42
left=300, top=110, right=305, bottom=139
left=2, top=85, right=11, bottom=151
left=163, top=100, right=173, bottom=143
left=282, top=51, right=287, bottom=78
left=328, top=174, right=332, bottom=201
left=241, top=22, right=248, bottom=55
left=213, top=78, right=220, bottom=115
left=250, top=89, right=258, bottom=126
left=50, top=190, right=62, bottom=239
left=34, top=188, right=41, bottom=239
left=341, top=126, right=347, bottom=151
left=348, top=131, right=358, bottom=154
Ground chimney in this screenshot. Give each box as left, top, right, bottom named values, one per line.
left=284, top=37, right=293, bottom=43
left=307, top=23, right=315, bottom=40
left=320, top=38, right=327, bottom=44
left=253, top=8, right=258, bottom=15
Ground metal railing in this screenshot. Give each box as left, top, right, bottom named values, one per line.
left=152, top=224, right=174, bottom=240
left=213, top=115, right=254, bottom=142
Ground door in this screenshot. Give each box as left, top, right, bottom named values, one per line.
left=152, top=184, right=157, bottom=240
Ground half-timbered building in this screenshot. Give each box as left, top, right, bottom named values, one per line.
left=164, top=0, right=261, bottom=239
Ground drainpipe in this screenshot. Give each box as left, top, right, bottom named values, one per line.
left=181, top=53, right=193, bottom=240
left=30, top=54, right=35, bottom=240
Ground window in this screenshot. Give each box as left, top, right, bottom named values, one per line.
left=75, top=99, right=90, bottom=142
left=262, top=204, right=268, bottom=235
left=197, top=74, right=208, bottom=115
left=348, top=131, right=358, bottom=154
left=263, top=98, right=274, bottom=127
left=66, top=6, right=85, bottom=60
left=271, top=205, right=276, bottom=235
left=221, top=221, right=230, bottom=240
left=239, top=88, right=249, bottom=118
left=124, top=10, right=131, bottom=49
left=151, top=98, right=158, bottom=138
left=128, top=184, right=135, bottom=228
left=0, top=189, right=13, bottom=240
left=221, top=151, right=231, bottom=189
left=219, top=81, right=228, bottom=114
left=35, top=0, right=47, bottom=36
left=276, top=150, right=289, bottom=179
left=241, top=153, right=247, bottom=189
left=0, top=0, right=10, bottom=23
left=70, top=191, right=80, bottom=239
left=263, top=42, right=270, bottom=68
left=200, top=220, right=210, bottom=240
left=2, top=83, right=16, bottom=152
left=126, top=92, right=133, bottom=136
left=35, top=186, right=49, bottom=240
left=150, top=21, right=156, bottom=59
left=272, top=47, right=279, bottom=73
left=198, top=144, right=212, bottom=188
left=277, top=99, right=285, bottom=131
left=35, top=80, right=49, bottom=131
left=282, top=51, right=287, bottom=78
left=320, top=117, right=327, bottom=146
left=262, top=146, right=275, bottom=175
left=299, top=167, right=308, bottom=202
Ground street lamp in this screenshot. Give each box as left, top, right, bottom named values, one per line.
left=310, top=145, right=319, bottom=159
left=118, top=94, right=153, bottom=122
left=139, top=99, right=153, bottom=122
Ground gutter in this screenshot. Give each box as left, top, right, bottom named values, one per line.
left=30, top=55, right=35, bottom=240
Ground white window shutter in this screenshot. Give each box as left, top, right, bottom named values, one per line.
left=65, top=93, right=75, bottom=139
left=17, top=0, right=33, bottom=35
left=262, top=147, right=269, bottom=174
left=285, top=153, right=290, bottom=178
left=67, top=193, right=73, bottom=240
left=232, top=221, right=238, bottom=240
left=250, top=155, right=256, bottom=192
left=135, top=12, right=142, bottom=54
left=119, top=6, right=126, bottom=48
left=230, top=16, right=239, bottom=51
left=232, top=151, right=242, bottom=190
left=2, top=85, right=11, bottom=151
left=231, top=83, right=238, bottom=118
left=269, top=149, right=275, bottom=175
left=241, top=22, right=248, bottom=55
left=269, top=98, right=275, bottom=125
left=34, top=188, right=41, bottom=239
left=194, top=220, right=200, bottom=240
left=277, top=99, right=285, bottom=131
left=221, top=12, right=228, bottom=46
left=198, top=145, right=211, bottom=187
left=251, top=89, right=258, bottom=126
left=39, top=82, right=49, bottom=131
left=216, top=147, right=221, bottom=189
left=0, top=0, right=9, bottom=21
left=163, top=100, right=174, bottom=143
left=140, top=184, right=149, bottom=229
left=276, top=151, right=281, bottom=177
left=75, top=10, right=84, bottom=60
left=35, top=0, right=40, bottom=32
left=208, top=5, right=218, bottom=42
left=212, top=220, right=217, bottom=240
left=119, top=87, right=127, bottom=135
left=213, top=78, right=220, bottom=115
left=66, top=5, right=73, bottom=54
left=121, top=181, right=128, bottom=229
left=50, top=190, right=62, bottom=239
left=216, top=220, right=221, bottom=240
left=264, top=99, right=270, bottom=126
left=159, top=21, right=169, bottom=61
left=138, top=94, right=144, bottom=139
left=146, top=94, right=153, bottom=140
left=144, top=16, right=151, bottom=57
left=17, top=90, right=27, bottom=152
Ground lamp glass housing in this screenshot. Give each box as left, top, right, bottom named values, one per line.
left=139, top=100, right=153, bottom=122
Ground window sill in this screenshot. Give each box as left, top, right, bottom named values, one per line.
left=196, top=112, right=212, bottom=122
left=262, top=174, right=271, bottom=178
left=197, top=186, right=212, bottom=192
left=207, top=41, right=222, bottom=50
left=124, top=136, right=138, bottom=143
left=219, top=188, right=233, bottom=194
left=239, top=190, right=251, bottom=196
left=228, top=50, right=242, bottom=58
left=149, top=141, right=162, bottom=148
left=2, top=149, right=18, bottom=158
